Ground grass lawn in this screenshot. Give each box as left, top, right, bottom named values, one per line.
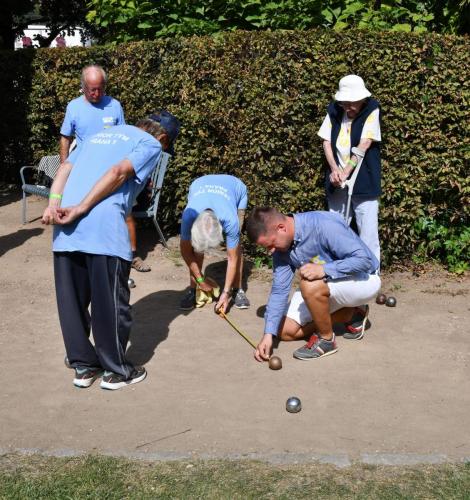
left=0, top=454, right=469, bottom=499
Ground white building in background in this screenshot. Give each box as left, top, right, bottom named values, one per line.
left=14, top=25, right=92, bottom=49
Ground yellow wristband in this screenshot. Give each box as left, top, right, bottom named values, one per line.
left=196, top=276, right=205, bottom=283
left=49, top=193, right=63, bottom=200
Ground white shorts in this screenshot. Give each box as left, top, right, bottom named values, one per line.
left=286, top=274, right=381, bottom=326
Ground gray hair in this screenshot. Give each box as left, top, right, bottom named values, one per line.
left=191, top=210, right=223, bottom=253
left=81, top=65, right=107, bottom=88
left=135, top=118, right=166, bottom=140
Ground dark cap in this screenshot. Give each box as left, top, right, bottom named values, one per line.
left=149, top=109, right=180, bottom=146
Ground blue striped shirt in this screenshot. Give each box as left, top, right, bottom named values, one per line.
left=264, top=211, right=379, bottom=335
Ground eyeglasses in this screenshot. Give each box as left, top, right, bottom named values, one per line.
left=83, top=83, right=105, bottom=93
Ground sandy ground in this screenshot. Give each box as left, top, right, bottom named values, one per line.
left=1, top=190, right=469, bottom=465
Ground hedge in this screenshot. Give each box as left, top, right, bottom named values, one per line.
left=0, top=29, right=468, bottom=266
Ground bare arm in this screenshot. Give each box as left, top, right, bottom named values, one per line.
left=214, top=245, right=241, bottom=313
left=323, top=140, right=342, bottom=186
left=224, top=245, right=240, bottom=292
left=41, top=161, right=73, bottom=224
left=53, top=159, right=136, bottom=225
left=180, top=239, right=206, bottom=284
left=59, top=136, right=73, bottom=163
left=341, top=138, right=374, bottom=180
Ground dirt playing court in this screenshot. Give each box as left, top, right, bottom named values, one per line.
left=1, top=189, right=469, bottom=465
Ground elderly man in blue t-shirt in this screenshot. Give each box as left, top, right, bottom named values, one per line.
left=179, top=174, right=250, bottom=313
left=42, top=114, right=172, bottom=391
left=59, top=65, right=125, bottom=161
left=246, top=207, right=381, bottom=362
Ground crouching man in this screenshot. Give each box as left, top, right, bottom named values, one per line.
left=245, top=207, right=381, bottom=361
left=42, top=114, right=170, bottom=390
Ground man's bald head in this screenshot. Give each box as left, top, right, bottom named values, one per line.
left=81, top=65, right=107, bottom=104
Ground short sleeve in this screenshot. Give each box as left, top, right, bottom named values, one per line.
left=224, top=218, right=240, bottom=249
left=181, top=208, right=198, bottom=241
left=60, top=103, right=74, bottom=137
left=317, top=114, right=332, bottom=141
left=361, top=109, right=381, bottom=142
left=126, top=138, right=162, bottom=185
left=116, top=102, right=126, bottom=126
left=236, top=180, right=248, bottom=210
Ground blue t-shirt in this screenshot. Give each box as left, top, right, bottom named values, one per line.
left=53, top=125, right=162, bottom=261
left=60, top=95, right=125, bottom=145
left=180, top=175, right=248, bottom=249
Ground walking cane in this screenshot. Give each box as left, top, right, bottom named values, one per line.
left=341, top=146, right=366, bottom=225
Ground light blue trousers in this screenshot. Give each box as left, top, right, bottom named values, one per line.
left=328, top=189, right=380, bottom=265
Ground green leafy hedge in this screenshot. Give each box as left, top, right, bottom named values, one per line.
left=0, top=30, right=468, bottom=267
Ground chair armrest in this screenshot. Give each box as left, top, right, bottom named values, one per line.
left=20, top=165, right=37, bottom=185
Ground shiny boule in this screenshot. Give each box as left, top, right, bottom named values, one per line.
left=286, top=397, right=302, bottom=413
left=376, top=293, right=387, bottom=305
left=385, top=296, right=397, bottom=307
left=128, top=278, right=136, bottom=289
left=268, top=356, right=282, bottom=370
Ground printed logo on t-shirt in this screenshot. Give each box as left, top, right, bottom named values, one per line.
left=193, top=184, right=232, bottom=201
left=102, top=116, right=116, bottom=128
left=90, top=132, right=130, bottom=145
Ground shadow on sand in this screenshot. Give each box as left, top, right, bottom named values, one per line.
left=126, top=289, right=189, bottom=366
left=0, top=227, right=44, bottom=257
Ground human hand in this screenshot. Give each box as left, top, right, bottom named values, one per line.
left=254, top=334, right=273, bottom=362
left=329, top=169, right=343, bottom=187
left=198, top=279, right=214, bottom=293
left=299, top=263, right=325, bottom=281
left=339, top=167, right=352, bottom=184
left=214, top=290, right=230, bottom=314
left=53, top=205, right=85, bottom=225
left=41, top=206, right=58, bottom=225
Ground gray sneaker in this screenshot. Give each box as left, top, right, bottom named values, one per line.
left=343, top=305, right=370, bottom=340
left=73, top=367, right=103, bottom=388
left=100, top=366, right=147, bottom=391
left=293, top=334, right=338, bottom=360
left=233, top=289, right=250, bottom=309
left=180, top=288, right=196, bottom=310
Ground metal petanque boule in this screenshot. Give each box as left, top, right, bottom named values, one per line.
left=268, top=356, right=282, bottom=370
left=386, top=296, right=397, bottom=307
left=286, top=397, right=302, bottom=413
left=376, top=293, right=387, bottom=305
left=128, top=278, right=136, bottom=288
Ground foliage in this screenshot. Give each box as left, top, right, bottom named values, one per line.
left=31, top=0, right=99, bottom=48
left=0, top=29, right=468, bottom=267
left=85, top=0, right=469, bottom=43
left=0, top=0, right=35, bottom=49
left=0, top=0, right=99, bottom=50
left=413, top=217, right=470, bottom=273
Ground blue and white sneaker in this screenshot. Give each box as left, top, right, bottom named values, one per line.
left=100, top=366, right=147, bottom=391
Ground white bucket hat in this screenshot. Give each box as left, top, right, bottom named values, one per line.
left=334, top=75, right=371, bottom=102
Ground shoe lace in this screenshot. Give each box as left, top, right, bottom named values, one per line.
left=305, top=334, right=319, bottom=349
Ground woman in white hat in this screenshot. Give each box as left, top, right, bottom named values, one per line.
left=317, top=74, right=382, bottom=339
left=317, top=74, right=382, bottom=263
